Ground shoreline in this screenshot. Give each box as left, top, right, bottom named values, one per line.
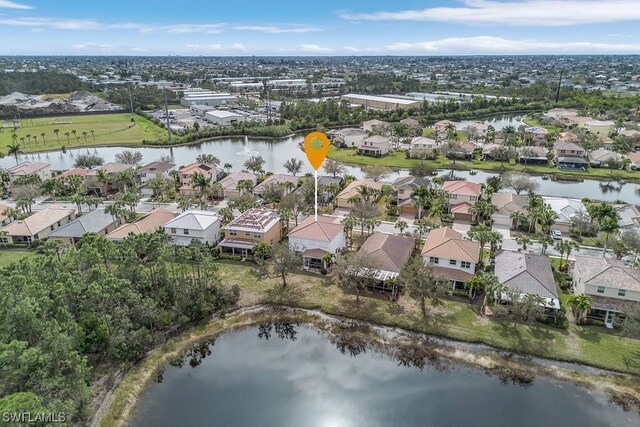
left=93, top=305, right=640, bottom=427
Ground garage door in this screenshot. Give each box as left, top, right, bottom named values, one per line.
left=492, top=214, right=511, bottom=227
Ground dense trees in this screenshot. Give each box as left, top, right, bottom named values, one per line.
left=0, top=233, right=239, bottom=422
left=0, top=72, right=87, bottom=96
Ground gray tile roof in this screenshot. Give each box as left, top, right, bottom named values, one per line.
left=574, top=256, right=640, bottom=292
left=164, top=210, right=220, bottom=231
left=49, top=208, right=116, bottom=238
left=494, top=251, right=558, bottom=300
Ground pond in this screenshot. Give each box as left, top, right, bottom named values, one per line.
left=453, top=113, right=524, bottom=131
left=130, top=324, right=638, bottom=427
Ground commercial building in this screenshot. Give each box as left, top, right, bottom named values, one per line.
left=341, top=94, right=421, bottom=110
left=204, top=110, right=245, bottom=126
left=180, top=91, right=238, bottom=107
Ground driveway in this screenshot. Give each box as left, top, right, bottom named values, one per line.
left=452, top=220, right=471, bottom=235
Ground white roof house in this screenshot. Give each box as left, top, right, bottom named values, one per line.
left=164, top=210, right=221, bottom=246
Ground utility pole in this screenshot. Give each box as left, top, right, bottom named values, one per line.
left=555, top=69, right=564, bottom=104
left=128, top=85, right=134, bottom=114
left=163, top=85, right=172, bottom=144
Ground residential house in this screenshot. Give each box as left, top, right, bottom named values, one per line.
left=218, top=172, right=257, bottom=200
left=317, top=176, right=343, bottom=204
left=556, top=132, right=580, bottom=144
left=491, top=192, right=529, bottom=228
left=57, top=168, right=88, bottom=180
left=441, top=180, right=481, bottom=221
left=482, top=143, right=506, bottom=160
left=356, top=232, right=415, bottom=291
left=422, top=226, right=480, bottom=289
left=178, top=162, right=218, bottom=197
left=7, top=162, right=51, bottom=182
left=400, top=117, right=420, bottom=129
left=357, top=135, right=391, bottom=157
left=583, top=120, right=615, bottom=137
left=518, top=146, right=549, bottom=165
left=85, top=163, right=134, bottom=194
left=588, top=149, right=622, bottom=167
left=409, top=136, right=437, bottom=159
left=107, top=208, right=178, bottom=241
left=333, top=128, right=366, bottom=148
left=494, top=251, right=560, bottom=316
left=163, top=210, right=221, bottom=246
left=434, top=120, right=455, bottom=140
left=553, top=141, right=585, bottom=158
left=48, top=208, right=122, bottom=245
left=555, top=156, right=589, bottom=170
left=626, top=152, right=640, bottom=170
left=614, top=204, right=640, bottom=232
left=466, top=122, right=489, bottom=141
left=573, top=256, right=640, bottom=328
left=392, top=176, right=430, bottom=216
left=335, top=180, right=384, bottom=209
left=0, top=203, right=13, bottom=226
left=253, top=174, right=299, bottom=199
left=542, top=196, right=587, bottom=233
left=0, top=206, right=76, bottom=244
left=218, top=208, right=281, bottom=257
left=524, top=126, right=549, bottom=144
left=288, top=215, right=345, bottom=270
left=138, top=161, right=176, bottom=184
left=362, top=119, right=390, bottom=135
left=446, top=142, right=475, bottom=160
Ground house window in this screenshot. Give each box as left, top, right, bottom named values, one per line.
left=596, top=286, right=605, bottom=294
left=57, top=221, right=61, bottom=226
left=430, top=257, right=439, bottom=264
left=245, top=231, right=251, bottom=236
left=450, top=194, right=457, bottom=200
left=229, top=230, right=237, bottom=236
left=50, top=225, right=54, bottom=231
left=0, top=237, right=7, bottom=244
left=618, top=289, right=626, bottom=297
left=171, top=228, right=176, bottom=234
left=461, top=261, right=471, bottom=269
left=560, top=150, right=566, bottom=154
left=254, top=233, right=261, bottom=238
left=470, top=196, right=478, bottom=202
left=183, top=229, right=190, bottom=235
left=449, top=259, right=457, bottom=266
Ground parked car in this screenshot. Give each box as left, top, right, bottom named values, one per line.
left=551, top=229, right=562, bottom=240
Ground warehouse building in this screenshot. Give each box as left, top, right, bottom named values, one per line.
left=180, top=91, right=238, bottom=107
left=340, top=94, right=421, bottom=110
left=205, top=110, right=246, bottom=126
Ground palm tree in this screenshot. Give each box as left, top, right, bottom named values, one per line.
left=64, top=132, right=70, bottom=144
left=341, top=215, right=356, bottom=248
left=510, top=211, right=528, bottom=231
left=503, top=125, right=516, bottom=146
left=526, top=193, right=543, bottom=233
left=394, top=220, right=408, bottom=234
left=277, top=207, right=293, bottom=233
left=25, top=134, right=31, bottom=145
left=219, top=206, right=234, bottom=224
left=82, top=131, right=88, bottom=144
left=411, top=185, right=429, bottom=219
left=469, top=199, right=497, bottom=226
left=468, top=224, right=502, bottom=265
left=7, top=142, right=23, bottom=164
left=96, top=169, right=109, bottom=195
left=71, top=130, right=77, bottom=143
left=321, top=252, right=335, bottom=270
left=555, top=240, right=578, bottom=271
left=567, top=294, right=592, bottom=325
left=516, top=236, right=532, bottom=251
left=178, top=197, right=193, bottom=212
left=600, top=216, right=619, bottom=258
left=41, top=179, right=60, bottom=203
left=54, top=129, right=60, bottom=143
left=445, top=122, right=457, bottom=143
left=223, top=163, right=233, bottom=174
left=40, top=132, right=46, bottom=145
left=90, top=130, right=95, bottom=142
left=465, top=272, right=504, bottom=310
left=116, top=169, right=135, bottom=193
left=536, top=234, right=554, bottom=255
left=538, top=205, right=559, bottom=233
left=283, top=158, right=303, bottom=176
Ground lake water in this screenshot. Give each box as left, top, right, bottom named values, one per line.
left=130, top=324, right=638, bottom=427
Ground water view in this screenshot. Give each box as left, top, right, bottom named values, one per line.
left=130, top=324, right=638, bottom=427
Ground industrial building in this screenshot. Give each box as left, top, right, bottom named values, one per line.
left=341, top=94, right=422, bottom=110
left=180, top=91, right=238, bottom=107
left=205, top=110, right=246, bottom=126
left=190, top=104, right=216, bottom=117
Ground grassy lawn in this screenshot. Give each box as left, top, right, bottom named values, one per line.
left=327, top=146, right=640, bottom=182
left=215, top=261, right=640, bottom=375
left=0, top=249, right=34, bottom=267
left=1, top=113, right=165, bottom=154
left=522, top=115, right=561, bottom=133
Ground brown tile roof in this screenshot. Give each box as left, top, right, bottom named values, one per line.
left=107, top=208, right=178, bottom=240
left=553, top=141, right=585, bottom=152
left=138, top=161, right=175, bottom=174
left=58, top=168, right=88, bottom=178
left=7, top=162, right=49, bottom=176
left=1, top=206, right=75, bottom=237
left=179, top=162, right=216, bottom=176
left=219, top=172, right=257, bottom=191
left=432, top=265, right=474, bottom=282
left=253, top=174, right=298, bottom=194
left=422, top=227, right=480, bottom=263
left=336, top=180, right=384, bottom=200
left=574, top=256, right=640, bottom=292
left=491, top=192, right=529, bottom=216
left=288, top=215, right=343, bottom=242
left=451, top=202, right=472, bottom=214
left=358, top=232, right=415, bottom=274
left=86, top=163, right=132, bottom=176
left=626, top=152, right=640, bottom=163
left=442, top=180, right=481, bottom=197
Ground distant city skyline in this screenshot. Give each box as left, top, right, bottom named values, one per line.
left=2, top=0, right=640, bottom=55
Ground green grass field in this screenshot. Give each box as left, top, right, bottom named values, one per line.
left=0, top=249, right=33, bottom=267
left=1, top=113, right=165, bottom=154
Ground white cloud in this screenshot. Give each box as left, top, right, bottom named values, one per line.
left=0, top=0, right=32, bottom=9
left=209, top=44, right=223, bottom=50
left=299, top=44, right=332, bottom=53
left=339, top=0, right=640, bottom=26
left=383, top=36, right=640, bottom=54
left=185, top=44, right=201, bottom=49
left=231, top=25, right=321, bottom=33
left=342, top=45, right=360, bottom=52
left=230, top=43, right=246, bottom=51
left=71, top=42, right=113, bottom=51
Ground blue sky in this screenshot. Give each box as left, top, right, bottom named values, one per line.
left=2, top=0, right=640, bottom=55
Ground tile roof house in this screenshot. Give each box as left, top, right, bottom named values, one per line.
left=553, top=141, right=585, bottom=158
left=57, top=168, right=89, bottom=179
left=49, top=208, right=122, bottom=245
left=491, top=192, right=529, bottom=228
left=573, top=256, right=640, bottom=328
left=333, top=127, right=366, bottom=148
left=362, top=119, right=390, bottom=135
left=163, top=210, right=221, bottom=246
left=442, top=180, right=481, bottom=221
left=626, top=152, right=640, bottom=171
left=85, top=163, right=133, bottom=194
left=7, top=162, right=51, bottom=182
left=542, top=196, right=587, bottom=233
left=0, top=206, right=76, bottom=244
left=107, top=208, right=178, bottom=241
left=524, top=126, right=549, bottom=144
left=335, top=180, right=383, bottom=209
left=518, top=146, right=549, bottom=165
left=422, top=227, right=480, bottom=288
left=409, top=136, right=437, bottom=158
left=218, top=172, right=257, bottom=200
left=446, top=142, right=475, bottom=160
left=614, top=204, right=640, bottom=231
left=588, top=149, right=622, bottom=167
left=138, top=161, right=176, bottom=184
left=357, top=135, right=391, bottom=157
left=288, top=215, right=346, bottom=270
left=253, top=174, right=299, bottom=198
left=178, top=162, right=218, bottom=197
left=219, top=208, right=281, bottom=257
left=400, top=118, right=420, bottom=128
left=357, top=232, right=415, bottom=282
left=494, top=251, right=560, bottom=312
left=392, top=176, right=430, bottom=216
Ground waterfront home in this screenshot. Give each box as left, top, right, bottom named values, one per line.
left=317, top=176, right=343, bottom=204
left=218, top=172, right=257, bottom=200
left=7, top=162, right=51, bottom=182
left=518, top=146, right=549, bottom=165
left=422, top=226, right=480, bottom=290
left=466, top=122, right=489, bottom=141
left=219, top=208, right=281, bottom=257
left=573, top=256, right=640, bottom=328
left=335, top=180, right=383, bottom=209
left=107, top=208, right=178, bottom=241
left=333, top=128, right=366, bottom=148
left=524, top=126, right=549, bottom=144
left=48, top=208, right=122, bottom=245
left=614, top=204, right=640, bottom=232
left=442, top=180, right=481, bottom=205
left=626, top=152, right=640, bottom=170
left=446, top=142, right=475, bottom=160
left=392, top=176, right=430, bottom=217
left=409, top=136, right=437, bottom=159
left=163, top=210, right=221, bottom=246
left=588, top=149, right=622, bottom=167
left=288, top=215, right=345, bottom=270
left=553, top=141, right=585, bottom=159
left=357, top=135, right=391, bottom=157
left=542, top=196, right=587, bottom=233
left=356, top=232, right=415, bottom=292
left=491, top=192, right=529, bottom=228
left=0, top=206, right=76, bottom=244
left=583, top=120, right=615, bottom=137
left=57, top=168, right=88, bottom=180
left=481, top=143, right=506, bottom=160
left=85, top=163, right=133, bottom=194
left=434, top=119, right=455, bottom=139
left=400, top=117, right=420, bottom=129
left=138, top=161, right=176, bottom=184
left=178, top=162, right=218, bottom=197
left=494, top=251, right=560, bottom=317
left=362, top=119, right=390, bottom=135
left=253, top=174, right=299, bottom=199
left=556, top=132, right=581, bottom=143
left=555, top=156, right=589, bottom=171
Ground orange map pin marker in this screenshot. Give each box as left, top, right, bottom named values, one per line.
left=304, top=131, right=330, bottom=170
